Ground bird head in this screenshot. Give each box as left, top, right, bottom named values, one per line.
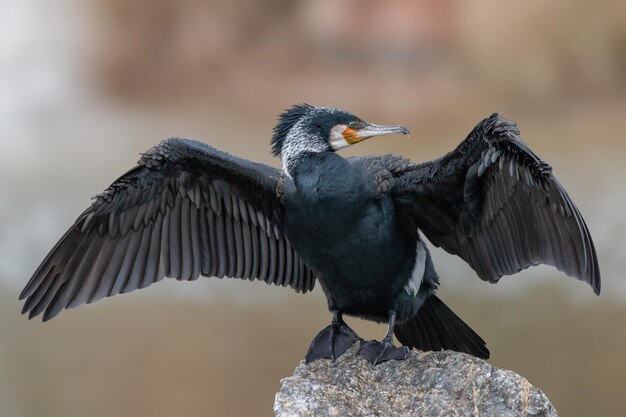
left=271, top=104, right=410, bottom=163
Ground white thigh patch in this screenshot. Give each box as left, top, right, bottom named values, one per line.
left=404, top=239, right=427, bottom=296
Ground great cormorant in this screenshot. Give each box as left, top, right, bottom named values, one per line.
left=19, top=104, right=600, bottom=364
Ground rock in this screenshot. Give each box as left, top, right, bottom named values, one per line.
left=274, top=345, right=557, bottom=417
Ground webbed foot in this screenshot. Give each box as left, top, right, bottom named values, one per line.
left=305, top=314, right=362, bottom=363
left=358, top=339, right=410, bottom=365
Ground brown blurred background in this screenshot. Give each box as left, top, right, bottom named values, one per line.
left=1, top=0, right=625, bottom=416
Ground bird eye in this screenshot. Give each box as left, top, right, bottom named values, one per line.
left=348, top=121, right=358, bottom=129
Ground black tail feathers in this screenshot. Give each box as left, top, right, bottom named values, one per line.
left=394, top=295, right=489, bottom=359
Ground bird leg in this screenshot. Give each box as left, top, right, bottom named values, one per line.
left=305, top=311, right=362, bottom=363
left=358, top=312, right=409, bottom=365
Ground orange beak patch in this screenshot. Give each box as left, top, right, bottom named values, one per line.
left=342, top=127, right=363, bottom=145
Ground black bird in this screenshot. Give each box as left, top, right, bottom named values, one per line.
left=19, top=104, right=600, bottom=364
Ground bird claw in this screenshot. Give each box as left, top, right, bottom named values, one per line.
left=305, top=322, right=362, bottom=363
left=358, top=340, right=409, bottom=365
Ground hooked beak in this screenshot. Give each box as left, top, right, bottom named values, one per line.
left=357, top=123, right=410, bottom=140
left=330, top=121, right=410, bottom=150
left=342, top=123, right=410, bottom=145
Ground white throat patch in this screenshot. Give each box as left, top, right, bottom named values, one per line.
left=329, top=124, right=349, bottom=150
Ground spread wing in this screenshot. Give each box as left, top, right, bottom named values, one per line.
left=20, top=138, right=316, bottom=321
left=393, top=114, right=600, bottom=293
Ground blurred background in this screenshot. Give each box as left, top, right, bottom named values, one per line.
left=1, top=0, right=625, bottom=416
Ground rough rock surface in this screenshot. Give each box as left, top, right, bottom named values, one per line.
left=274, top=345, right=557, bottom=417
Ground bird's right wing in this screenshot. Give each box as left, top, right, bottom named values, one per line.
left=20, top=138, right=316, bottom=321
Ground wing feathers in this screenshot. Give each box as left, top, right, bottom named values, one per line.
left=224, top=215, right=237, bottom=277
left=189, top=201, right=202, bottom=281
left=258, top=228, right=270, bottom=282
left=241, top=218, right=253, bottom=280
left=397, top=114, right=600, bottom=293
left=142, top=212, right=164, bottom=289
left=233, top=217, right=245, bottom=278
left=22, top=138, right=316, bottom=321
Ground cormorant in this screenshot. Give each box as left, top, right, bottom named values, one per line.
left=19, top=104, right=600, bottom=364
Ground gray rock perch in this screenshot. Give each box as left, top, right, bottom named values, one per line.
left=274, top=346, right=557, bottom=417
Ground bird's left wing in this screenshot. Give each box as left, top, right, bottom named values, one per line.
left=392, top=114, right=600, bottom=293
left=20, top=138, right=316, bottom=321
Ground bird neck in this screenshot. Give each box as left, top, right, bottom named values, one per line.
left=281, top=129, right=330, bottom=178
left=282, top=150, right=321, bottom=179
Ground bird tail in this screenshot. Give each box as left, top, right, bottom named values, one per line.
left=394, top=295, right=490, bottom=359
